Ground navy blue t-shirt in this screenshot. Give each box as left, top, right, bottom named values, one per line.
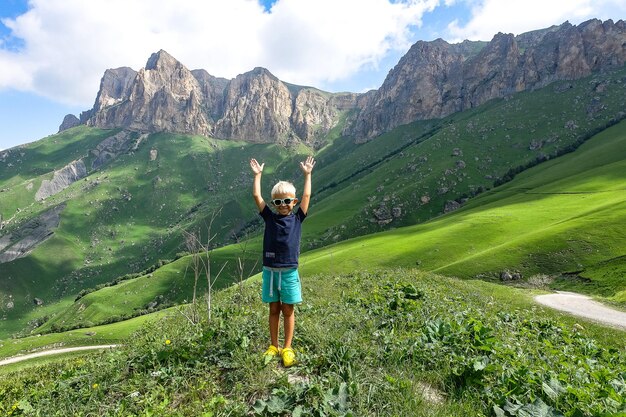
left=260, top=205, right=307, bottom=268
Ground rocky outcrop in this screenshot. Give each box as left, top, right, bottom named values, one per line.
left=351, top=39, right=470, bottom=141
left=58, top=114, right=80, bottom=132
left=90, top=130, right=136, bottom=170
left=293, top=90, right=360, bottom=145
left=351, top=18, right=626, bottom=141
left=215, top=67, right=293, bottom=142
left=87, top=51, right=213, bottom=136
left=35, top=160, right=87, bottom=201
left=0, top=204, right=65, bottom=263
left=84, top=51, right=358, bottom=145
left=91, top=67, right=137, bottom=115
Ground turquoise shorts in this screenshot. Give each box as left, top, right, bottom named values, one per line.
left=262, top=267, right=302, bottom=304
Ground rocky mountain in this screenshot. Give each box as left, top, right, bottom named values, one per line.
left=64, top=18, right=625, bottom=145
left=350, top=18, right=626, bottom=141
left=79, top=50, right=358, bottom=146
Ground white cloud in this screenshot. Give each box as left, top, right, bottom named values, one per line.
left=446, top=0, right=626, bottom=42
left=257, top=0, right=439, bottom=86
left=0, top=0, right=440, bottom=106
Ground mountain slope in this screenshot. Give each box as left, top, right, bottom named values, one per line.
left=298, top=119, right=626, bottom=300
left=2, top=65, right=626, bottom=338
left=36, top=115, right=626, bottom=335
left=351, top=18, right=626, bottom=139
left=0, top=130, right=310, bottom=336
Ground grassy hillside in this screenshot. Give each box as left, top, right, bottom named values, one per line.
left=32, top=117, right=626, bottom=337
left=1, top=269, right=624, bottom=416
left=1, top=65, right=625, bottom=339
left=299, top=119, right=626, bottom=302
left=0, top=131, right=310, bottom=337
left=308, top=68, right=626, bottom=244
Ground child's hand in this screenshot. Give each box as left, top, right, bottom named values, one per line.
left=250, top=158, right=265, bottom=175
left=300, top=156, right=316, bottom=174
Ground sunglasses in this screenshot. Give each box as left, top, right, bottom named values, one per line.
left=271, top=197, right=297, bottom=206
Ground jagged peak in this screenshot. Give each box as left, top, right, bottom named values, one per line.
left=246, top=67, right=278, bottom=81
left=145, top=49, right=182, bottom=71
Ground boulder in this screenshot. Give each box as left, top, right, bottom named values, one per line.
left=444, top=200, right=461, bottom=213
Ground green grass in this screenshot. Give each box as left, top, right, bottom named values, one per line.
left=0, top=269, right=623, bottom=416
left=24, top=117, right=626, bottom=336
left=34, top=251, right=248, bottom=333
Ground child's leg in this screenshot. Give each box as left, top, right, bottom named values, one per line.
left=281, top=303, right=295, bottom=349
left=269, top=302, right=281, bottom=348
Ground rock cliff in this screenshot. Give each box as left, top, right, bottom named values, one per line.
left=351, top=18, right=626, bottom=141
left=0, top=204, right=65, bottom=264
left=86, top=51, right=214, bottom=137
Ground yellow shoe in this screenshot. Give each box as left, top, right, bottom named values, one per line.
left=264, top=345, right=281, bottom=357
left=281, top=347, right=296, bottom=367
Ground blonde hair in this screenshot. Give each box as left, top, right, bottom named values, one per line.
left=271, top=181, right=296, bottom=197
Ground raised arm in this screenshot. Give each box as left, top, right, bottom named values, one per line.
left=299, top=156, right=316, bottom=215
left=250, top=158, right=266, bottom=212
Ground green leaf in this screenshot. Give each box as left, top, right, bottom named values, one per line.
left=494, top=406, right=506, bottom=417
left=517, top=398, right=564, bottom=417
left=337, top=382, right=349, bottom=411
left=251, top=399, right=267, bottom=413
left=542, top=382, right=558, bottom=401
left=542, top=378, right=565, bottom=401
left=473, top=356, right=489, bottom=371
left=17, top=400, right=35, bottom=413
left=292, top=405, right=304, bottom=417
left=266, top=395, right=287, bottom=413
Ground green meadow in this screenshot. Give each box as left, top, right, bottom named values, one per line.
left=1, top=269, right=624, bottom=416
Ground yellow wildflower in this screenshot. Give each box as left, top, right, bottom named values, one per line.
left=165, top=339, right=171, bottom=345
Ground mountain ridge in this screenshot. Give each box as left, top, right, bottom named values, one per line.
left=350, top=18, right=626, bottom=140
left=59, top=18, right=626, bottom=145
left=74, top=50, right=359, bottom=146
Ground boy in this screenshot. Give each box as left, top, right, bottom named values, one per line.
left=249, top=156, right=316, bottom=367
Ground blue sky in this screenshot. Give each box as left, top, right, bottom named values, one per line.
left=1, top=0, right=624, bottom=150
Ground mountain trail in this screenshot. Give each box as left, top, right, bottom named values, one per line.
left=0, top=344, right=118, bottom=366
left=535, top=292, right=626, bottom=330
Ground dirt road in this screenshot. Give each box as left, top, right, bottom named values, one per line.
left=535, top=292, right=626, bottom=330
left=0, top=345, right=118, bottom=366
